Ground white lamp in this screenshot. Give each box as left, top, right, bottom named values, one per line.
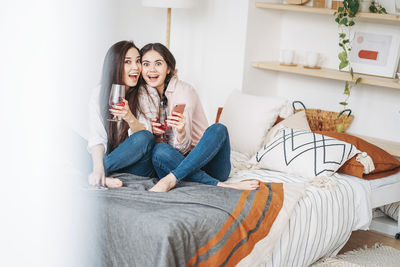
left=142, top=0, right=196, bottom=49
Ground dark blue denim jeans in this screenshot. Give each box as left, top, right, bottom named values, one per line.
left=104, top=130, right=156, bottom=178
left=152, top=123, right=231, bottom=185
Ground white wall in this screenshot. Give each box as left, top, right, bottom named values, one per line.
left=171, top=0, right=249, bottom=122
left=242, top=0, right=282, bottom=96
left=243, top=0, right=400, bottom=142
left=111, top=0, right=166, bottom=48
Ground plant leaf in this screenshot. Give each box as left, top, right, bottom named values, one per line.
left=339, top=102, right=348, bottom=106
left=355, top=77, right=362, bottom=84
left=338, top=51, right=347, bottom=61
left=339, top=60, right=349, bottom=70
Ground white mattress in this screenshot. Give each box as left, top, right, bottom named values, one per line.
left=338, top=171, right=400, bottom=190
left=335, top=171, right=400, bottom=208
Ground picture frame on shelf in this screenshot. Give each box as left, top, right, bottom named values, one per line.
left=349, top=31, right=400, bottom=78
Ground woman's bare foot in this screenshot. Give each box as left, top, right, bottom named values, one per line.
left=149, top=173, right=178, bottom=192
left=217, top=180, right=260, bottom=190
left=105, top=177, right=123, bottom=188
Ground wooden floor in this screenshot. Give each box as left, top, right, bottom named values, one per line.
left=340, top=230, right=400, bottom=253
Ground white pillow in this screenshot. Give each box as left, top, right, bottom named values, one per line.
left=219, top=91, right=288, bottom=157
left=263, top=110, right=311, bottom=146
left=253, top=128, right=359, bottom=178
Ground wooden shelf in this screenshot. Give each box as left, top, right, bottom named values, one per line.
left=256, top=2, right=400, bottom=24
left=252, top=61, right=400, bottom=90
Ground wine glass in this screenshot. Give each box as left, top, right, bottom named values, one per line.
left=108, top=84, right=126, bottom=122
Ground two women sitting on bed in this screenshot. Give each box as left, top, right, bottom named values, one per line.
left=88, top=40, right=260, bottom=192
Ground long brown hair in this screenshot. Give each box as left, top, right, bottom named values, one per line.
left=140, top=43, right=176, bottom=105
left=99, top=41, right=145, bottom=153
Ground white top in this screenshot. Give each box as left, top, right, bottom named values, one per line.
left=87, top=85, right=159, bottom=154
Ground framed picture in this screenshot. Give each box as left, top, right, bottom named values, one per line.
left=349, top=31, right=400, bottom=78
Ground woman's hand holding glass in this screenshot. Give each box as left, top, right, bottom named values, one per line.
left=109, top=99, right=134, bottom=123
left=167, top=112, right=186, bottom=142
left=151, top=118, right=165, bottom=135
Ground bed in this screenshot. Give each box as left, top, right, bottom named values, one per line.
left=86, top=91, right=400, bottom=266
left=86, top=152, right=399, bottom=267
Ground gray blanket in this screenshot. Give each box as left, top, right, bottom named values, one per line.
left=84, top=173, right=283, bottom=267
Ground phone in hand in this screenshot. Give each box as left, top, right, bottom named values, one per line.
left=172, top=104, right=186, bottom=114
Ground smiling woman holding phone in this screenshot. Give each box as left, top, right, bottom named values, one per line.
left=140, top=43, right=260, bottom=192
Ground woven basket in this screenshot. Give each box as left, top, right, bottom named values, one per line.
left=292, top=101, right=354, bottom=132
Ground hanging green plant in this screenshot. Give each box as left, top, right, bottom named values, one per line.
left=333, top=0, right=362, bottom=111
left=369, top=0, right=387, bottom=14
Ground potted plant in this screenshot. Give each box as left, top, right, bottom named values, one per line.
left=369, top=0, right=387, bottom=13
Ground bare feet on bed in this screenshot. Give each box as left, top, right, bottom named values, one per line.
left=105, top=177, right=123, bottom=188
left=217, top=180, right=260, bottom=190
left=149, top=173, right=178, bottom=192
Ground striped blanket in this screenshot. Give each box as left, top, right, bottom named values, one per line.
left=229, top=169, right=372, bottom=267
left=86, top=174, right=305, bottom=267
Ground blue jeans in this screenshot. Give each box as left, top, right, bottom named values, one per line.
left=152, top=123, right=231, bottom=186
left=104, top=130, right=156, bottom=178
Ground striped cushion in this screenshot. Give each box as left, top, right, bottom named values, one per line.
left=379, top=202, right=399, bottom=221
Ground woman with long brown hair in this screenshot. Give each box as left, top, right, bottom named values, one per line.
left=87, top=40, right=159, bottom=188
left=140, top=43, right=259, bottom=192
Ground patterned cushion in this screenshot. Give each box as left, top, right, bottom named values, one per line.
left=252, top=128, right=359, bottom=178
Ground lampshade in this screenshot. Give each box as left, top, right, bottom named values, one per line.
left=141, top=0, right=196, bottom=9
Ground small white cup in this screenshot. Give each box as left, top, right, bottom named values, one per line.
left=396, top=0, right=400, bottom=13
left=280, top=49, right=295, bottom=65
left=360, top=0, right=371, bottom=12
left=305, top=51, right=320, bottom=68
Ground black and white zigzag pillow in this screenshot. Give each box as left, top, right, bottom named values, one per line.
left=254, top=128, right=359, bottom=178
